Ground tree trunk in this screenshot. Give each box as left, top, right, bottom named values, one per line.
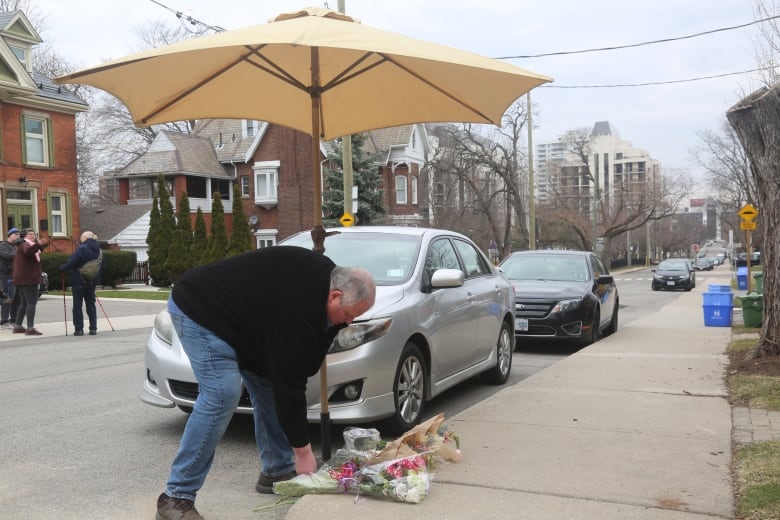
left=726, top=86, right=780, bottom=357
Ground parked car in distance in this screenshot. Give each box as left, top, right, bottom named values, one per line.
left=141, top=226, right=515, bottom=434
left=498, top=250, right=619, bottom=347
left=694, top=257, right=714, bottom=271
left=651, top=259, right=696, bottom=291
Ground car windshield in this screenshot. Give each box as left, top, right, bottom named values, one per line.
left=281, top=231, right=422, bottom=286
left=658, top=260, right=688, bottom=271
left=501, top=255, right=590, bottom=282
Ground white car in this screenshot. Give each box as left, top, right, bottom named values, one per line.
left=141, top=226, right=515, bottom=433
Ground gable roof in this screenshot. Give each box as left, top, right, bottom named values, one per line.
left=114, top=130, right=229, bottom=178
left=80, top=204, right=153, bottom=243
left=0, top=11, right=42, bottom=44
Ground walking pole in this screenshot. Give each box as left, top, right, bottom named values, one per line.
left=60, top=272, right=68, bottom=336
left=95, top=295, right=115, bottom=331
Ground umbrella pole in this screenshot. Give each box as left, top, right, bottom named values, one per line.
left=309, top=47, right=332, bottom=462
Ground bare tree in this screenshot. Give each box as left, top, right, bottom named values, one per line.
left=426, top=101, right=530, bottom=256
left=543, top=129, right=691, bottom=263
left=727, top=87, right=780, bottom=357
left=690, top=120, right=756, bottom=210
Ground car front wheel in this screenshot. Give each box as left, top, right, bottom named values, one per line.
left=383, top=342, right=427, bottom=435
left=481, top=321, right=513, bottom=384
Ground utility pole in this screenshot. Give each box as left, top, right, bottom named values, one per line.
left=338, top=0, right=354, bottom=223
left=527, top=92, right=536, bottom=250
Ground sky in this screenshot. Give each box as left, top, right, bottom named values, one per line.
left=28, top=0, right=764, bottom=187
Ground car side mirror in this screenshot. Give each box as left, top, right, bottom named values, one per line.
left=431, top=268, right=465, bottom=288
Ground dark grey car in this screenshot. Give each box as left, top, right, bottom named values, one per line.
left=498, top=250, right=619, bottom=347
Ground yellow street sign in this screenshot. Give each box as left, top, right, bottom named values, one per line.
left=339, top=212, right=355, bottom=227
left=740, top=220, right=757, bottom=230
left=738, top=203, right=759, bottom=221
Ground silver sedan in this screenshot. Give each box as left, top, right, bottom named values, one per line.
left=141, top=226, right=515, bottom=433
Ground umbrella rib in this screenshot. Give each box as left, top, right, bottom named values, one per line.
left=379, top=52, right=495, bottom=123
left=243, top=46, right=310, bottom=93
left=320, top=52, right=380, bottom=92
left=140, top=57, right=248, bottom=124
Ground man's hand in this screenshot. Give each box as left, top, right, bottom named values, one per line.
left=292, top=444, right=317, bottom=474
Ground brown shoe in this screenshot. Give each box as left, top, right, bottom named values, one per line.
left=155, top=493, right=204, bottom=520
left=12, top=326, right=26, bottom=333
left=255, top=469, right=297, bottom=494
left=25, top=328, right=42, bottom=336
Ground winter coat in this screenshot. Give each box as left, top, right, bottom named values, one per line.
left=0, top=240, right=16, bottom=277
left=59, top=238, right=102, bottom=286
left=12, top=238, right=48, bottom=287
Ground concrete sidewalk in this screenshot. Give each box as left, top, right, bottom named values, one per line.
left=286, top=276, right=737, bottom=519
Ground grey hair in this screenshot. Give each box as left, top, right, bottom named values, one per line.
left=330, top=266, right=376, bottom=306
left=82, top=231, right=96, bottom=240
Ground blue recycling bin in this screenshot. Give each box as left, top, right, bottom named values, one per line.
left=737, top=267, right=748, bottom=290
left=703, top=291, right=733, bottom=327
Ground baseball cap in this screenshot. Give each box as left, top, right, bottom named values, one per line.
left=7, top=228, right=19, bottom=236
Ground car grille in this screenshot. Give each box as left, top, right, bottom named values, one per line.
left=514, top=300, right=558, bottom=336
left=515, top=300, right=554, bottom=319
left=169, top=380, right=253, bottom=407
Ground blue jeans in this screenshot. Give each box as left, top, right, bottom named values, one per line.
left=165, top=308, right=295, bottom=501
left=72, top=283, right=97, bottom=332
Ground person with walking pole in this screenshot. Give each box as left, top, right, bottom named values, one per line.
left=58, top=231, right=102, bottom=336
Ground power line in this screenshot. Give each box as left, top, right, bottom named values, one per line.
left=148, top=0, right=226, bottom=33
left=544, top=67, right=769, bottom=89
left=495, top=14, right=780, bottom=59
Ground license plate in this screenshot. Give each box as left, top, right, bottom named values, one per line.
left=666, top=281, right=676, bottom=286
left=515, top=318, right=529, bottom=331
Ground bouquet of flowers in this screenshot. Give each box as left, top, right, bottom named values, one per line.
left=274, top=413, right=461, bottom=504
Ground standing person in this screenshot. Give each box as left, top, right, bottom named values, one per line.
left=58, top=231, right=102, bottom=336
left=0, top=228, right=19, bottom=328
left=12, top=228, right=48, bottom=336
left=155, top=246, right=376, bottom=520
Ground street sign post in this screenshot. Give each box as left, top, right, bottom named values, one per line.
left=738, top=204, right=759, bottom=290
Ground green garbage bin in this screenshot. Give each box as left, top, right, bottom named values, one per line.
left=753, top=272, right=764, bottom=293
left=740, top=292, right=763, bottom=328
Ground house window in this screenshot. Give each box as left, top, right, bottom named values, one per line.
left=47, top=193, right=68, bottom=237
left=411, top=177, right=418, bottom=205
left=255, top=229, right=277, bottom=249
left=395, top=176, right=407, bottom=204
left=210, top=179, right=231, bottom=200
left=243, top=120, right=259, bottom=138
left=254, top=161, right=280, bottom=207
left=9, top=44, right=28, bottom=68
left=186, top=177, right=208, bottom=199
left=23, top=115, right=50, bottom=166
left=130, top=178, right=153, bottom=200
left=241, top=176, right=251, bottom=197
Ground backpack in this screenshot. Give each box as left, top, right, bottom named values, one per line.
left=79, top=250, right=103, bottom=282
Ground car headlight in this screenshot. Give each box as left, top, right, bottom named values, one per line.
left=154, top=310, right=175, bottom=346
left=329, top=318, right=392, bottom=353
left=551, top=299, right=580, bottom=314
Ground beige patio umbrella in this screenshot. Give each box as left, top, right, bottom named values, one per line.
left=56, top=6, right=551, bottom=456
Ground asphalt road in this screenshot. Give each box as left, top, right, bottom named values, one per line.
left=0, top=268, right=729, bottom=520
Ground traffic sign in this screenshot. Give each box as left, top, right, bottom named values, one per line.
left=692, top=244, right=699, bottom=252
left=739, top=203, right=759, bottom=221
left=339, top=212, right=355, bottom=227
left=740, top=220, right=757, bottom=230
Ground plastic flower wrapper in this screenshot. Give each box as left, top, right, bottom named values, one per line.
left=273, top=413, right=461, bottom=503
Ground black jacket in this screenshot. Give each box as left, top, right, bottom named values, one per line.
left=172, top=246, right=339, bottom=448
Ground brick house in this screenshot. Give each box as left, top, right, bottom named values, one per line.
left=97, top=119, right=431, bottom=258
left=0, top=11, right=86, bottom=253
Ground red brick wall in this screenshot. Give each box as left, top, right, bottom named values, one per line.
left=0, top=103, right=79, bottom=253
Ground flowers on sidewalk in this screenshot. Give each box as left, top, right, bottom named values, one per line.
left=273, top=413, right=461, bottom=504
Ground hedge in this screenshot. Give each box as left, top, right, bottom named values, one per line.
left=41, top=250, right=138, bottom=289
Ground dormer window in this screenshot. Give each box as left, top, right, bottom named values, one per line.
left=8, top=43, right=30, bottom=71
left=243, top=120, right=259, bottom=138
